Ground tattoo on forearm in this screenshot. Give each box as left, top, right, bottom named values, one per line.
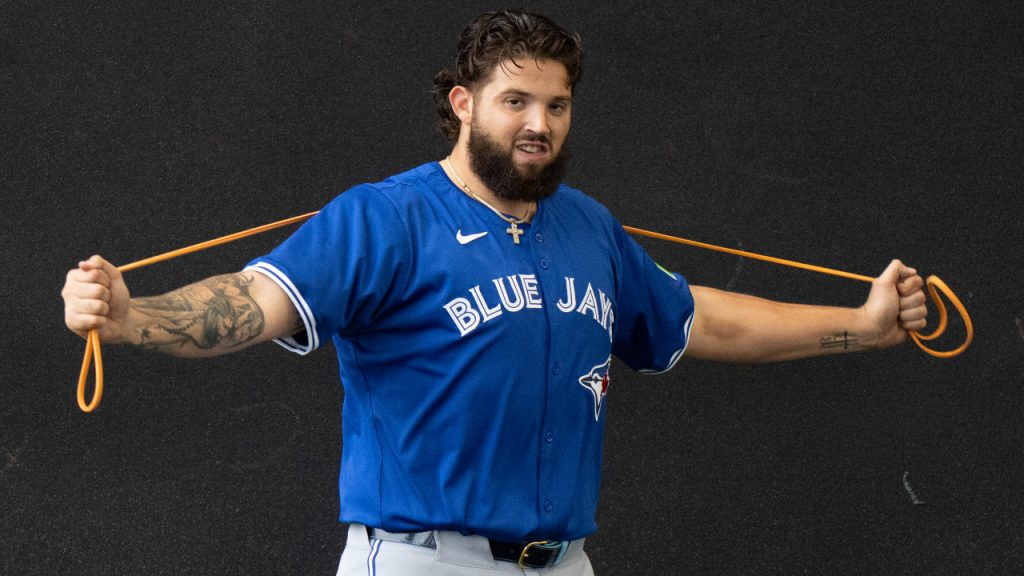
left=820, top=331, right=859, bottom=351
left=133, top=273, right=265, bottom=353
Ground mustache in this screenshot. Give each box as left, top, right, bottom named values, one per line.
left=516, top=134, right=551, bottom=145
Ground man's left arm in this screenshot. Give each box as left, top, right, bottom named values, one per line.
left=684, top=259, right=927, bottom=362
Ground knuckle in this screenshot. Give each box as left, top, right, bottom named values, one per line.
left=85, top=269, right=108, bottom=285
left=900, top=309, right=921, bottom=321
left=88, top=285, right=110, bottom=301
left=67, top=314, right=93, bottom=331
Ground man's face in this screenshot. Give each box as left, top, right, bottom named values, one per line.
left=467, top=58, right=573, bottom=202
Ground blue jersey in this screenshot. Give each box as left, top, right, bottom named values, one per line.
left=245, top=162, right=695, bottom=542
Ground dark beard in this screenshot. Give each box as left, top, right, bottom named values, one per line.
left=468, top=124, right=570, bottom=203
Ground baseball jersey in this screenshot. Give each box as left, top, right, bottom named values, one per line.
left=245, top=161, right=695, bottom=542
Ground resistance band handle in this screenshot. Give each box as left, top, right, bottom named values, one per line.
left=77, top=330, right=103, bottom=412
left=908, top=275, right=973, bottom=358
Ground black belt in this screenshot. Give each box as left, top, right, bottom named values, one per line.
left=489, top=539, right=571, bottom=568
left=368, top=528, right=571, bottom=569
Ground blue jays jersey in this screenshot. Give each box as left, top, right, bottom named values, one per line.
left=245, top=162, right=695, bottom=542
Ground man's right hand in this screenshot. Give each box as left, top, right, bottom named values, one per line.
left=62, top=255, right=132, bottom=343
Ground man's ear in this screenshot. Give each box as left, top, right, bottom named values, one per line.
left=449, top=85, right=473, bottom=126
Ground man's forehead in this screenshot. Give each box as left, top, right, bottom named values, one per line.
left=479, top=57, right=572, bottom=96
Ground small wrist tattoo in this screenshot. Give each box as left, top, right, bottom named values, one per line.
left=820, top=331, right=858, bottom=351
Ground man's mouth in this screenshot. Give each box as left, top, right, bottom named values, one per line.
left=515, top=141, right=550, bottom=159
left=517, top=142, right=547, bottom=152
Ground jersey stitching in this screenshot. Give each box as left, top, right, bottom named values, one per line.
left=357, top=182, right=418, bottom=326
left=348, top=332, right=388, bottom=528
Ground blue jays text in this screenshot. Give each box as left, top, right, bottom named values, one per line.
left=444, top=275, right=615, bottom=339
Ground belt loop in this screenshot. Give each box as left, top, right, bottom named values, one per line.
left=553, top=540, right=570, bottom=565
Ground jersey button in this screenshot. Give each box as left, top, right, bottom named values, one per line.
left=534, top=232, right=544, bottom=243
left=552, top=363, right=560, bottom=375
left=545, top=431, right=554, bottom=443
left=539, top=257, right=550, bottom=269
left=544, top=500, right=553, bottom=512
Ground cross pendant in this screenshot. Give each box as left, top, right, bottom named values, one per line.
left=506, top=222, right=524, bottom=244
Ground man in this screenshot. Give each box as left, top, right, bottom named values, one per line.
left=62, top=9, right=927, bottom=576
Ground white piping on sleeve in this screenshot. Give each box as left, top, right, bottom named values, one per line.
left=638, top=310, right=695, bottom=375
left=245, top=262, right=320, bottom=355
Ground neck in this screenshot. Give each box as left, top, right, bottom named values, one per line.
left=443, top=148, right=534, bottom=220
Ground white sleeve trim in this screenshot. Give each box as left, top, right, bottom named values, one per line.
left=245, top=262, right=320, bottom=355
left=638, top=310, right=695, bottom=375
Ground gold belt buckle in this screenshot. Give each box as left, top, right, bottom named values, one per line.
left=518, top=539, right=570, bottom=568
left=518, top=540, right=551, bottom=568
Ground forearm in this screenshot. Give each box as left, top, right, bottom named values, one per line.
left=688, top=286, right=878, bottom=363
left=122, top=272, right=269, bottom=358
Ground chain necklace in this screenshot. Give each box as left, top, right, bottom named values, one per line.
left=444, top=156, right=534, bottom=244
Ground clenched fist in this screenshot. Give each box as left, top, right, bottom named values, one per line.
left=62, top=255, right=131, bottom=343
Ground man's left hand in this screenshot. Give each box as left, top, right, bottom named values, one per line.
left=862, top=259, right=928, bottom=349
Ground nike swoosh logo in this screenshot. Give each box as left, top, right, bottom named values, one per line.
left=456, top=230, right=489, bottom=245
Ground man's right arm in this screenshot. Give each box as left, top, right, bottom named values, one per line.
left=63, top=255, right=301, bottom=358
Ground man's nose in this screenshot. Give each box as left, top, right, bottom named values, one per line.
left=523, top=104, right=551, bottom=136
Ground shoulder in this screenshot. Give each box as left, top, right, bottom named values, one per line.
left=361, top=162, right=445, bottom=202
left=551, top=183, right=607, bottom=210
left=321, top=162, right=445, bottom=218
left=546, top=183, right=621, bottom=234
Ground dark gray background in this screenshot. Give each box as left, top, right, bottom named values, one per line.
left=2, top=1, right=1021, bottom=574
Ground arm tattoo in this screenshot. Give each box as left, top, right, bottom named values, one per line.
left=132, top=273, right=266, bottom=353
left=820, top=331, right=860, bottom=351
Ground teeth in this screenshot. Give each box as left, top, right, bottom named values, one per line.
left=518, top=144, right=543, bottom=153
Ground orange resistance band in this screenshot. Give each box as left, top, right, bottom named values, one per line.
left=76, top=212, right=318, bottom=413
left=620, top=226, right=973, bottom=360
left=76, top=213, right=973, bottom=412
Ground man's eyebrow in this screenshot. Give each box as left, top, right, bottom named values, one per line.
left=497, top=89, right=531, bottom=98
left=497, top=89, right=573, bottom=102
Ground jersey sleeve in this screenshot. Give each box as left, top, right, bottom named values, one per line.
left=243, top=184, right=412, bottom=354
left=609, top=221, right=696, bottom=373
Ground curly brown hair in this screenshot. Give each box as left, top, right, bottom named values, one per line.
left=432, top=9, right=583, bottom=143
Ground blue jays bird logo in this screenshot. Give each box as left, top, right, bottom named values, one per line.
left=578, top=357, right=612, bottom=421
